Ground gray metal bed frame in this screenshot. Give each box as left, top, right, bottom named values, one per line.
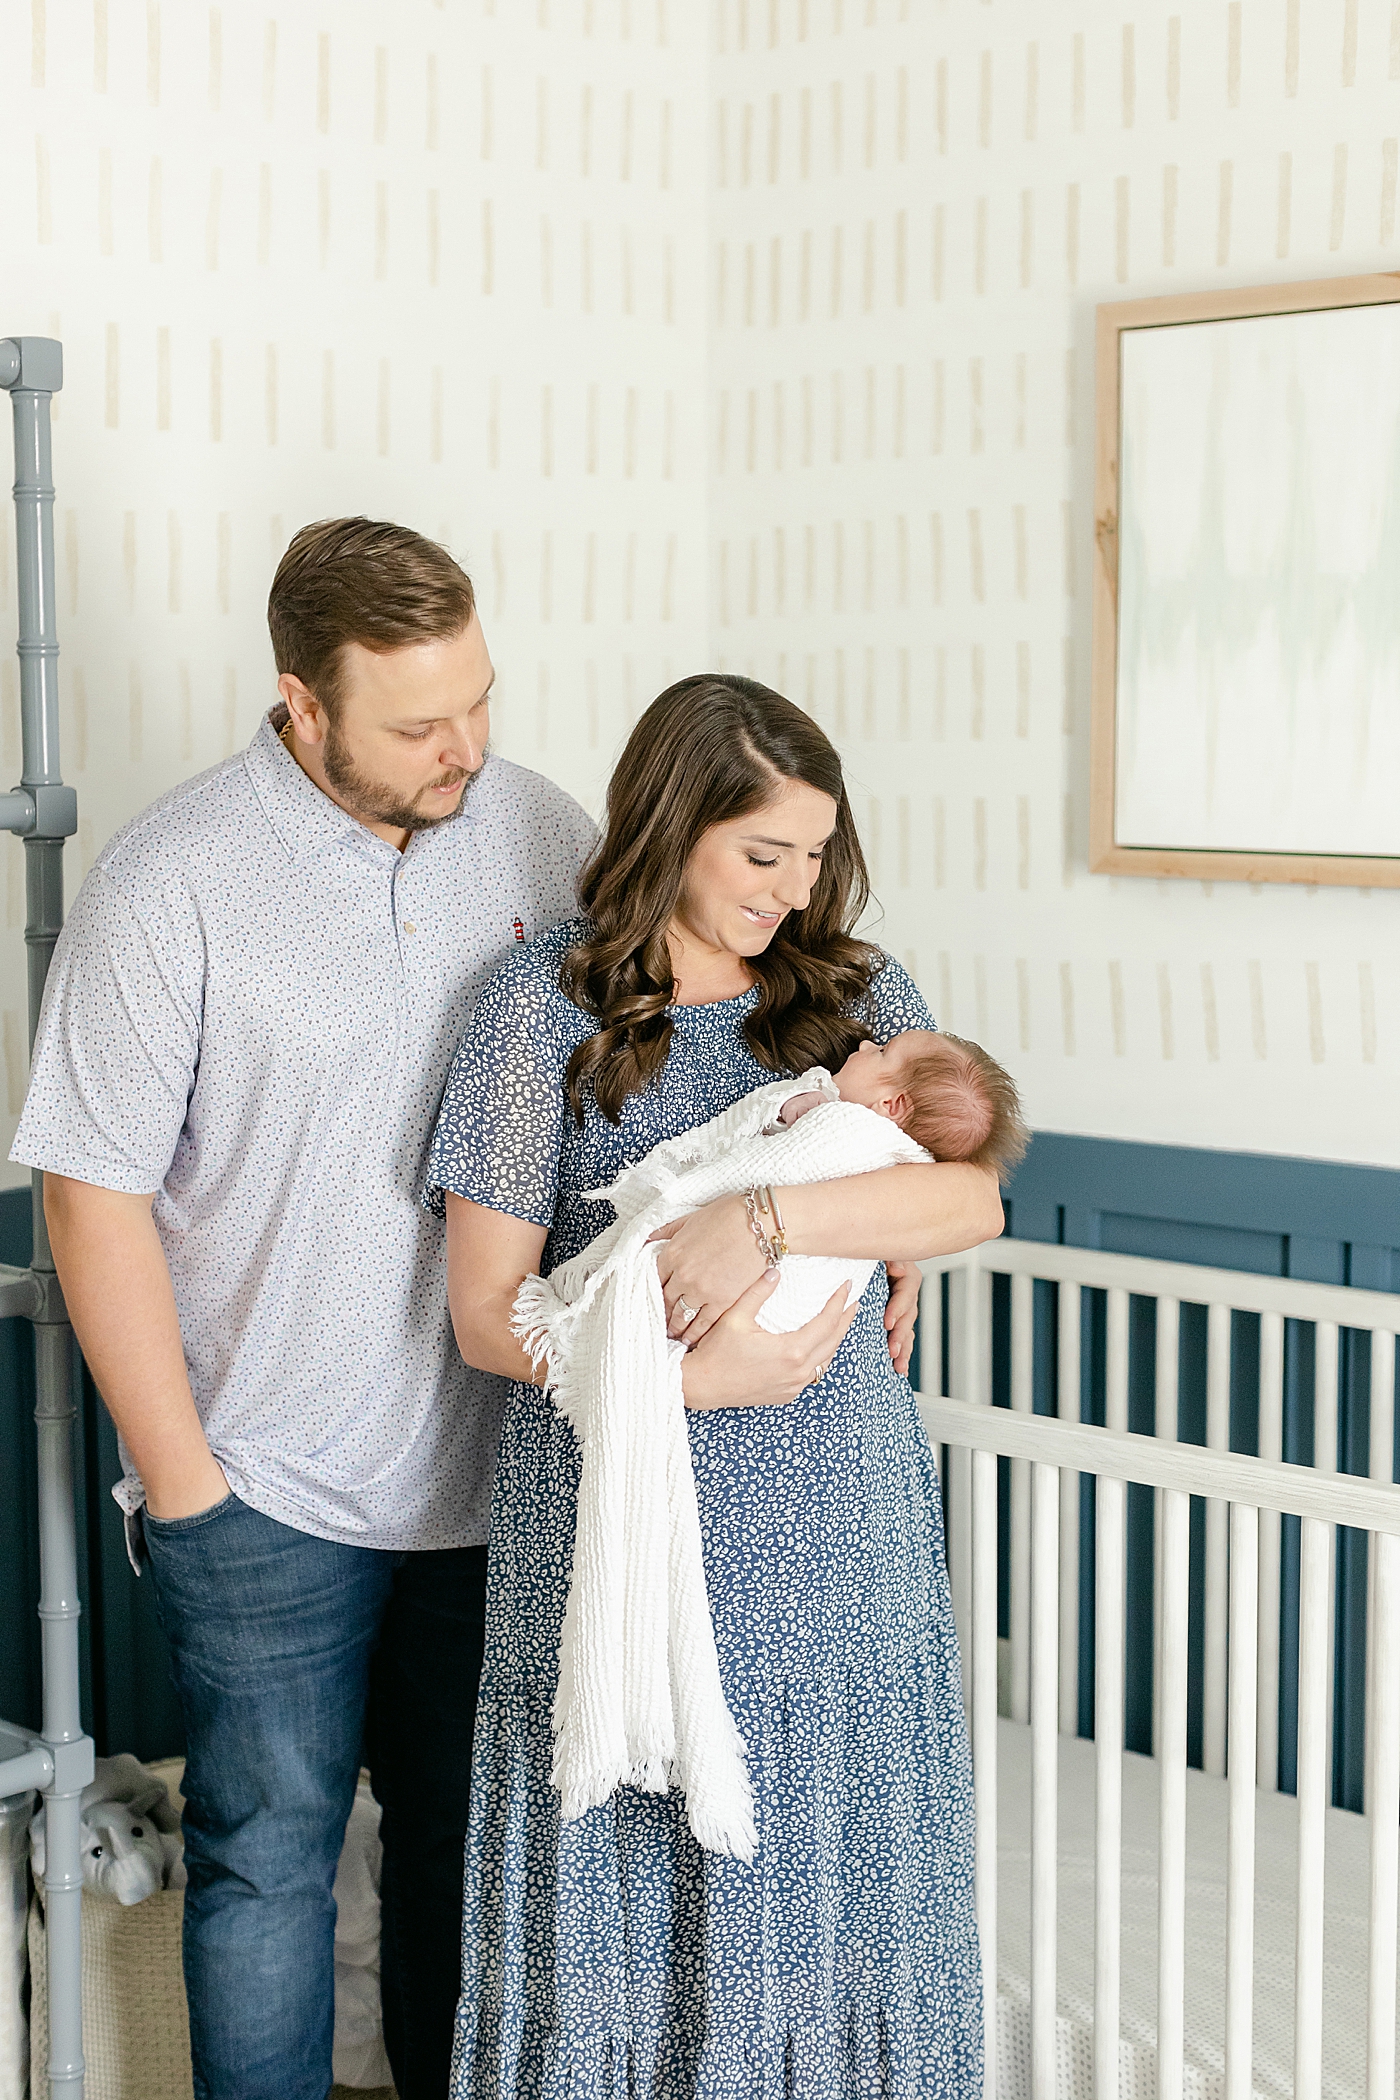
left=0, top=336, right=91, bottom=2097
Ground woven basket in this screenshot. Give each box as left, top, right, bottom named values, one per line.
left=28, top=1886, right=193, bottom=2100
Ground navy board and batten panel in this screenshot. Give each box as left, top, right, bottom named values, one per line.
left=0, top=1184, right=183, bottom=1763
left=976, top=1131, right=1400, bottom=1814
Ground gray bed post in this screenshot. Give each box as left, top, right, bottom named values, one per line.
left=0, top=335, right=91, bottom=2098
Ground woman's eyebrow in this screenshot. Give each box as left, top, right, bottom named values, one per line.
left=740, top=833, right=835, bottom=850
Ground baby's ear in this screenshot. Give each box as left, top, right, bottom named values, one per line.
left=879, top=1088, right=913, bottom=1124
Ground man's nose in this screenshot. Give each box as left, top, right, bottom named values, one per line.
left=441, top=722, right=483, bottom=773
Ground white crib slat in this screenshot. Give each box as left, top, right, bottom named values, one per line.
left=971, top=1443, right=999, bottom=2100
left=1058, top=1275, right=1085, bottom=1738
left=1315, top=1321, right=1340, bottom=1794
left=1295, top=1514, right=1330, bottom=2100
left=1031, top=1460, right=1060, bottom=2100
left=1153, top=1299, right=1180, bottom=1762
left=1157, top=1487, right=1190, bottom=2100
left=1366, top=1527, right=1400, bottom=2100
left=1203, top=1303, right=1231, bottom=1778
left=1371, top=1331, right=1396, bottom=1487
left=1154, top=1297, right=1180, bottom=1437
left=1059, top=1466, right=1080, bottom=1738
left=1010, top=1273, right=1037, bottom=1726
left=1366, top=1330, right=1396, bottom=1816
left=948, top=1264, right=987, bottom=1692
left=1060, top=1278, right=1082, bottom=1425
left=1057, top=1281, right=1082, bottom=1741
left=1256, top=1310, right=1284, bottom=1795
left=1225, top=1503, right=1258, bottom=2100
left=1011, top=1270, right=1034, bottom=1409
left=1105, top=1287, right=1129, bottom=1431
left=1094, top=1472, right=1125, bottom=2100
left=1314, top=1320, right=1339, bottom=1473
left=919, top=1268, right=945, bottom=1399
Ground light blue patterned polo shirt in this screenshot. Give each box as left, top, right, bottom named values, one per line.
left=12, top=714, right=596, bottom=1551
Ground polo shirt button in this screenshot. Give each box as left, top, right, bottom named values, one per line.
left=403, top=921, right=418, bottom=935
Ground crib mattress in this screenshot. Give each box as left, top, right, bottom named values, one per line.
left=995, top=1717, right=1399, bottom=2100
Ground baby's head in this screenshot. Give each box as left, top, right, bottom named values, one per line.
left=833, top=1029, right=1029, bottom=1182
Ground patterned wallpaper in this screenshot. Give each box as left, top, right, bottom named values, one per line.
left=0, top=0, right=709, bottom=1177
left=709, top=0, right=1400, bottom=1168
left=1, top=0, right=1396, bottom=1176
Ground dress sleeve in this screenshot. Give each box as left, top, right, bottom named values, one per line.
left=423, top=946, right=569, bottom=1225
left=860, top=953, right=937, bottom=1044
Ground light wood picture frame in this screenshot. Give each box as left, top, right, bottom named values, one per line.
left=1090, top=271, right=1400, bottom=887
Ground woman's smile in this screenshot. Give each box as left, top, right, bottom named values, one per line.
left=739, top=904, right=783, bottom=926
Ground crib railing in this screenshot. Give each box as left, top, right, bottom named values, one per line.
left=917, top=1388, right=1400, bottom=2100
left=917, top=1242, right=1400, bottom=2100
left=922, top=1242, right=1400, bottom=1796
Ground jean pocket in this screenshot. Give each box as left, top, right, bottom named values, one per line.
left=142, top=1491, right=241, bottom=1537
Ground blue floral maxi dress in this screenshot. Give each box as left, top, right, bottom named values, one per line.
left=425, top=923, right=981, bottom=2100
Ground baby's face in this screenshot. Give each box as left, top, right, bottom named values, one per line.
left=832, top=1029, right=940, bottom=1115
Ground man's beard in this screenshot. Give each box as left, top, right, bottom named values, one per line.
left=322, top=717, right=485, bottom=835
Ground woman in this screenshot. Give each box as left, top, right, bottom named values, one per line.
left=426, top=675, right=1001, bottom=2098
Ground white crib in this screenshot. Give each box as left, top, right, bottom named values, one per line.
left=918, top=1240, right=1400, bottom=2100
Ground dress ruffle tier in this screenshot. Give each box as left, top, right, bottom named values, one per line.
left=453, top=1628, right=980, bottom=2100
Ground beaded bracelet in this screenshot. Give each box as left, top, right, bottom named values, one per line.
left=744, top=1183, right=789, bottom=1268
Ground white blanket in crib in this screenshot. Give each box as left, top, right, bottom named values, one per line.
left=512, top=1067, right=930, bottom=1860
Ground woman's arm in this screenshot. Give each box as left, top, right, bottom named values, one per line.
left=446, top=1195, right=551, bottom=1383
left=445, top=1192, right=858, bottom=1410
left=651, top=1161, right=1002, bottom=1345
left=781, top=1160, right=1002, bottom=1258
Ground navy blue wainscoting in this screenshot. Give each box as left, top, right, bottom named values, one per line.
left=982, top=1133, right=1400, bottom=1811
left=0, top=1185, right=184, bottom=1763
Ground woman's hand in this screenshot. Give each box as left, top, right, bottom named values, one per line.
left=883, top=1260, right=921, bottom=1376
left=681, top=1274, right=859, bottom=1412
left=650, top=1193, right=768, bottom=1344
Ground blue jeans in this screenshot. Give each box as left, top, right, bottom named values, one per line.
left=143, top=1493, right=487, bottom=2100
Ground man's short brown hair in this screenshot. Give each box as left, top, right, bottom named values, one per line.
left=267, top=517, right=476, bottom=714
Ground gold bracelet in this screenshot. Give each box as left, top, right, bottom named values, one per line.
left=744, top=1184, right=787, bottom=1267
left=758, top=1184, right=789, bottom=1259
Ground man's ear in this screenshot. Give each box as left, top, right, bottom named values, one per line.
left=278, top=672, right=328, bottom=748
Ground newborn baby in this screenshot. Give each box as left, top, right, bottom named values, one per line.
left=744, top=1028, right=1026, bottom=1337
left=776, top=1027, right=1027, bottom=1174
left=513, top=1023, right=1027, bottom=1862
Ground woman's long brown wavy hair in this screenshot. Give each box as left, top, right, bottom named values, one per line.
left=562, top=674, right=881, bottom=1124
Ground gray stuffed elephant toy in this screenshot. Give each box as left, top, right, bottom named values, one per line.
left=31, top=1753, right=186, bottom=1906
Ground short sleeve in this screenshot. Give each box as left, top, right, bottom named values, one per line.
left=424, top=945, right=569, bottom=1224
left=860, top=953, right=937, bottom=1043
left=11, top=869, right=202, bottom=1194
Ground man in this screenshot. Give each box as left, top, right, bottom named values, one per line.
left=13, top=518, right=596, bottom=2100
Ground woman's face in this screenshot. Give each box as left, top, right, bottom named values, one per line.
left=672, top=779, right=840, bottom=963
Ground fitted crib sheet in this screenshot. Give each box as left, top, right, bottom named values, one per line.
left=994, top=1716, right=1399, bottom=2100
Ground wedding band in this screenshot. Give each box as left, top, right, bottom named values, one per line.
left=677, top=1297, right=698, bottom=1326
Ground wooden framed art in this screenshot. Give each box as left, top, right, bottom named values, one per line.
left=1090, top=271, right=1400, bottom=886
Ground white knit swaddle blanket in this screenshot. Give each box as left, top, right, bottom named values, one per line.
left=512, top=1068, right=931, bottom=1861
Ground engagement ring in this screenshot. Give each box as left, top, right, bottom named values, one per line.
left=677, top=1297, right=698, bottom=1326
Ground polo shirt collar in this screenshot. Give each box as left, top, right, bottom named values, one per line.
left=244, top=709, right=495, bottom=865
left=244, top=712, right=371, bottom=864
